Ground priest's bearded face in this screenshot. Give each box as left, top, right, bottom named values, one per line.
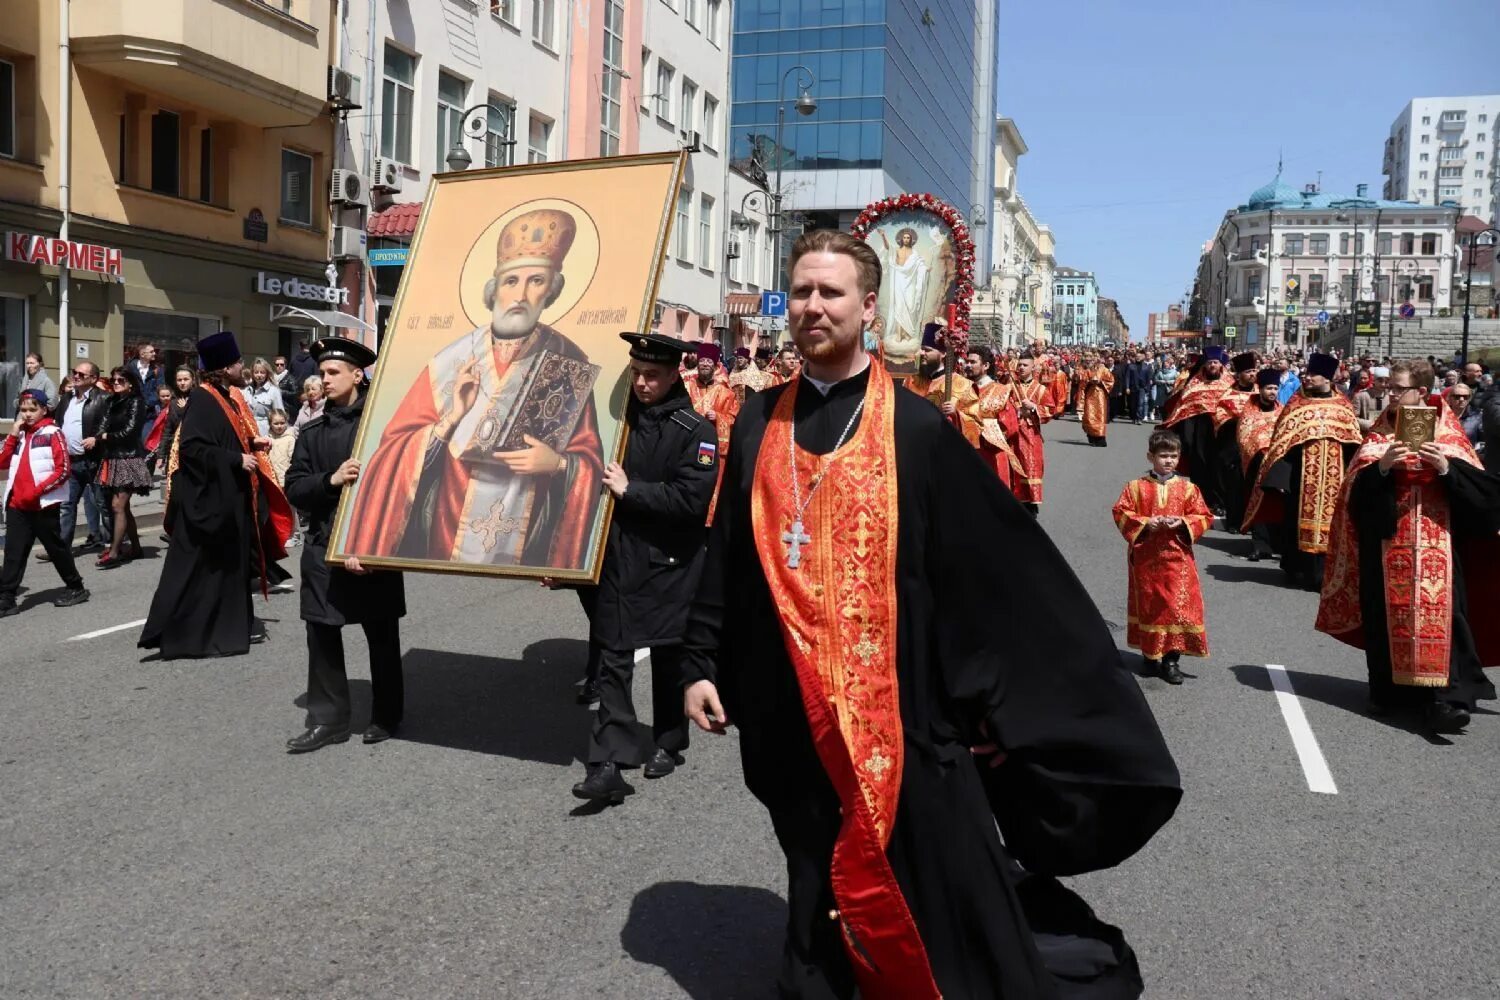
left=490, top=264, right=559, bottom=339
left=1202, top=360, right=1224, bottom=379
left=789, top=251, right=877, bottom=365
left=1257, top=384, right=1279, bottom=405
left=919, top=345, right=944, bottom=376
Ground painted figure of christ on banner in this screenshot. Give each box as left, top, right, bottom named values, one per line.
left=345, top=208, right=606, bottom=569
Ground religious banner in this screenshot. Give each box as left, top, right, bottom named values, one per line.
left=850, top=194, right=976, bottom=377
left=328, top=151, right=687, bottom=582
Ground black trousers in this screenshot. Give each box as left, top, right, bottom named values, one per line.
left=588, top=645, right=689, bottom=765
left=1, top=505, right=84, bottom=601
left=305, top=620, right=404, bottom=728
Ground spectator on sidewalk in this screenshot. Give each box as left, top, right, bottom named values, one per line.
left=266, top=409, right=302, bottom=551
left=245, top=358, right=281, bottom=436
left=0, top=390, right=90, bottom=617
left=20, top=352, right=58, bottom=409
left=271, top=355, right=299, bottom=412
left=294, top=376, right=325, bottom=429
left=95, top=367, right=151, bottom=569
left=288, top=337, right=317, bottom=387
left=51, top=361, right=111, bottom=554
left=130, top=344, right=164, bottom=416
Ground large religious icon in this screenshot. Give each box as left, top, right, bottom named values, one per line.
left=851, top=194, right=976, bottom=377
left=328, top=151, right=687, bottom=582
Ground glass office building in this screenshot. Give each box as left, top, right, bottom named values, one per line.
left=730, top=1, right=997, bottom=272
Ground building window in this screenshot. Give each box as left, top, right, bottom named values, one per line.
left=1421, top=234, right=1437, bottom=255
left=150, top=110, right=180, bottom=195
left=280, top=148, right=313, bottom=226
left=1309, top=234, right=1328, bottom=255
left=684, top=0, right=698, bottom=28
left=484, top=100, right=515, bottom=167
left=1400, top=233, right=1414, bottom=254
left=1340, top=275, right=1355, bottom=303
left=1419, top=152, right=1429, bottom=162
left=1420, top=134, right=1429, bottom=144
left=680, top=78, right=697, bottom=136
left=528, top=113, right=551, bottom=163
left=1378, top=234, right=1391, bottom=255
left=601, top=0, right=624, bottom=155
left=743, top=222, right=758, bottom=286
left=1248, top=273, right=1261, bottom=299
left=702, top=95, right=718, bottom=149
left=1419, top=170, right=1429, bottom=180
left=1306, top=274, right=1324, bottom=300
left=1440, top=166, right=1461, bottom=178
left=1440, top=147, right=1462, bottom=161
left=0, top=59, right=14, bottom=158
left=198, top=128, right=213, bottom=203
left=0, top=295, right=27, bottom=420
left=705, top=0, right=722, bottom=43
left=675, top=188, right=692, bottom=260
left=1417, top=277, right=1433, bottom=301
left=699, top=194, right=714, bottom=270
left=532, top=0, right=556, bottom=48
left=1421, top=115, right=1431, bottom=125
left=381, top=44, right=415, bottom=163
left=1283, top=235, right=1303, bottom=256
left=1250, top=236, right=1261, bottom=253
left=435, top=71, right=469, bottom=169
left=490, top=0, right=514, bottom=23
left=655, top=61, right=674, bottom=123
left=727, top=216, right=743, bottom=282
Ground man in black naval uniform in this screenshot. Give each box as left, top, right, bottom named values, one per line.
left=571, top=332, right=719, bottom=804
left=283, top=336, right=407, bottom=753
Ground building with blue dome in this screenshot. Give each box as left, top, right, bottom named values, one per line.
left=1188, top=172, right=1461, bottom=351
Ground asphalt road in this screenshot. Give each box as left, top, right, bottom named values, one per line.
left=3, top=412, right=1497, bottom=999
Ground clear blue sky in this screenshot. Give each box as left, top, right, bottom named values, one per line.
left=997, top=0, right=1498, bottom=340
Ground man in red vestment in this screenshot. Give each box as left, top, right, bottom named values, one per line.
left=1158, top=345, right=1233, bottom=510
left=344, top=208, right=605, bottom=571
left=1237, top=368, right=1284, bottom=561
left=965, top=345, right=1022, bottom=492
left=1075, top=353, right=1115, bottom=446
left=681, top=229, right=1179, bottom=999
left=1210, top=352, right=1262, bottom=534
left=1008, top=353, right=1053, bottom=515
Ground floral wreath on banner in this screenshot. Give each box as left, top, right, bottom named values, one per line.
left=849, top=193, right=976, bottom=356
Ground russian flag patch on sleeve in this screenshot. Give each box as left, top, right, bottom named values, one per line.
left=697, top=441, right=717, bottom=467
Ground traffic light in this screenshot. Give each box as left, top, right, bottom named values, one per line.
left=1285, top=318, right=1299, bottom=338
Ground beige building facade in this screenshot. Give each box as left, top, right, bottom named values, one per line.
left=0, top=0, right=336, bottom=423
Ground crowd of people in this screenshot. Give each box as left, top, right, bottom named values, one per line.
left=5, top=228, right=1500, bottom=999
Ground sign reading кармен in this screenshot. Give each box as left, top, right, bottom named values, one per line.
left=5, top=232, right=124, bottom=277
left=254, top=271, right=350, bottom=306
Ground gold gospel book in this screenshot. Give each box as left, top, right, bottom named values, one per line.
left=463, top=351, right=602, bottom=464
left=1395, top=404, right=1436, bottom=449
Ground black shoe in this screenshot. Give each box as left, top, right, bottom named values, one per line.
left=1365, top=699, right=1395, bottom=717
left=0, top=600, right=17, bottom=619
left=35, top=551, right=52, bottom=563
left=643, top=748, right=684, bottom=779
left=572, top=762, right=634, bottom=803
left=575, top=681, right=599, bottom=706
left=53, top=588, right=90, bottom=608
left=250, top=620, right=268, bottom=644
left=1141, top=658, right=1163, bottom=678
left=1425, top=702, right=1470, bottom=735
left=286, top=724, right=351, bottom=753
left=363, top=722, right=397, bottom=745
left=1161, top=660, right=1185, bottom=685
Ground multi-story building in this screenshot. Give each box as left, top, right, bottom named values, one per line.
left=728, top=1, right=999, bottom=278
left=1052, top=266, right=1098, bottom=345
left=1096, top=297, right=1127, bottom=344
left=0, top=0, right=337, bottom=423
left=1381, top=95, right=1500, bottom=218
left=350, top=0, right=767, bottom=345
left=1193, top=173, right=1460, bottom=351
left=972, top=117, right=1055, bottom=349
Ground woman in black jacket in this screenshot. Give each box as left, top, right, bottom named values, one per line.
left=95, top=366, right=150, bottom=568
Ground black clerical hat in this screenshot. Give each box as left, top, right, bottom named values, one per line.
left=197, top=331, right=241, bottom=371
left=311, top=336, right=377, bottom=369
left=921, top=322, right=945, bottom=350
left=1256, top=368, right=1281, bottom=387
left=1231, top=352, right=1257, bottom=373
left=620, top=332, right=691, bottom=364
left=1307, top=353, right=1339, bottom=379
left=1203, top=346, right=1229, bottom=364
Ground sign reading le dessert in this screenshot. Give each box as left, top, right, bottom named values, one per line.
left=327, top=151, right=687, bottom=583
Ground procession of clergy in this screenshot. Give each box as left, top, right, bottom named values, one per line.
left=682, top=327, right=1500, bottom=739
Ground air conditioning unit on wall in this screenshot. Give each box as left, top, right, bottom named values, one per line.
left=330, top=169, right=369, bottom=207
left=371, top=157, right=403, bottom=193
left=331, top=225, right=367, bottom=260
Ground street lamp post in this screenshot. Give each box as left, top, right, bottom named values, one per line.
left=1460, top=226, right=1500, bottom=364
left=771, top=66, right=817, bottom=289
left=444, top=103, right=514, bottom=172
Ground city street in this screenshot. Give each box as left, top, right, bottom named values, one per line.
left=3, top=414, right=1498, bottom=1000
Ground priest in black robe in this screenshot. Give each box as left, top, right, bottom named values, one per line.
left=1158, top=346, right=1231, bottom=512
left=682, top=230, right=1181, bottom=1000
left=1317, top=360, right=1500, bottom=736
left=1211, top=352, right=1260, bottom=533
left=140, top=332, right=293, bottom=659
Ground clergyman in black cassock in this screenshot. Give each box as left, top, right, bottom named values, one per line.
left=140, top=332, right=289, bottom=659
left=684, top=363, right=1182, bottom=998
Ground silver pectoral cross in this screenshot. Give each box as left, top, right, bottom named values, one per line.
left=783, top=520, right=812, bottom=569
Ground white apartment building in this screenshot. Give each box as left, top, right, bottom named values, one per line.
left=639, top=0, right=772, bottom=345
left=974, top=117, right=1056, bottom=349
left=1381, top=95, right=1500, bottom=218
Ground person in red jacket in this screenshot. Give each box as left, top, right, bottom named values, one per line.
left=1, top=389, right=90, bottom=617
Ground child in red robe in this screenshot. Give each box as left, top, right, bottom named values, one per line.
left=1112, top=429, right=1213, bottom=684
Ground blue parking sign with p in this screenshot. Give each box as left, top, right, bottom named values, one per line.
left=762, top=290, right=787, bottom=317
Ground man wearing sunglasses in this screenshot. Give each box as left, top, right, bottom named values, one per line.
left=1446, top=383, right=1482, bottom=449
left=50, top=361, right=113, bottom=555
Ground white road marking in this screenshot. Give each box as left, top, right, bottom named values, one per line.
left=635, top=649, right=650, bottom=663
left=1265, top=664, right=1338, bottom=795
left=66, top=619, right=147, bottom=642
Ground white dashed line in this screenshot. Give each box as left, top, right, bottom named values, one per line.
left=1265, top=664, right=1338, bottom=795
left=66, top=619, right=147, bottom=642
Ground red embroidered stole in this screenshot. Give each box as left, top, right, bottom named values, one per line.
left=199, top=386, right=293, bottom=593
left=1317, top=410, right=1483, bottom=686
left=1235, top=403, right=1281, bottom=474
left=1162, top=372, right=1231, bottom=427
left=750, top=366, right=940, bottom=1000
left=1243, top=393, right=1362, bottom=548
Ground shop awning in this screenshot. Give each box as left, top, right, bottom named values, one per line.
left=367, top=202, right=422, bottom=238
left=269, top=304, right=374, bottom=333
left=725, top=292, right=761, bottom=316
